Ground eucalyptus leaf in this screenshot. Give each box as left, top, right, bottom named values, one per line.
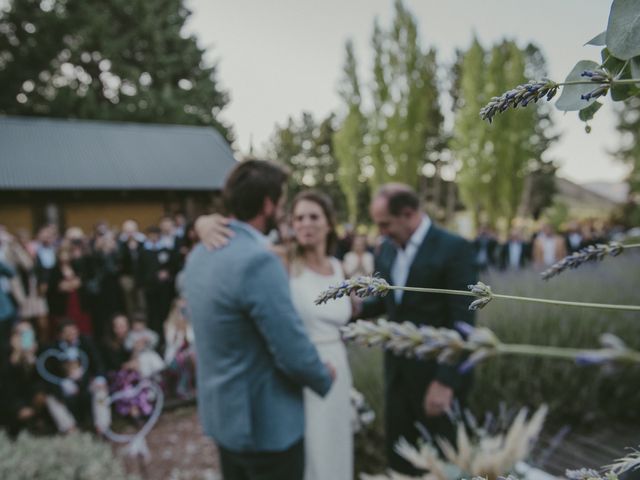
left=601, top=47, right=628, bottom=76
left=586, top=31, right=607, bottom=46
left=579, top=101, right=603, bottom=121
left=555, top=60, right=600, bottom=111
left=606, top=0, right=640, bottom=60
left=631, top=56, right=640, bottom=85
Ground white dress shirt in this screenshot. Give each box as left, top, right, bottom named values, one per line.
left=390, top=215, right=431, bottom=304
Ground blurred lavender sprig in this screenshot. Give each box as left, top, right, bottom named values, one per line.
left=317, top=275, right=640, bottom=312
left=341, top=320, right=640, bottom=372
left=479, top=80, right=559, bottom=123
left=541, top=242, right=625, bottom=280
left=315, top=275, right=390, bottom=305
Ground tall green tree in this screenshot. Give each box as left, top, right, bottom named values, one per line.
left=0, top=0, right=231, bottom=141
left=615, top=95, right=640, bottom=226
left=333, top=40, right=366, bottom=224
left=268, top=112, right=347, bottom=219
left=366, top=0, right=444, bottom=192
left=452, top=38, right=556, bottom=229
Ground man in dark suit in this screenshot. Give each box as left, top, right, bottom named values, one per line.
left=357, top=183, right=477, bottom=475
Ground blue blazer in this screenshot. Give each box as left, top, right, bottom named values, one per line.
left=183, top=221, right=332, bottom=453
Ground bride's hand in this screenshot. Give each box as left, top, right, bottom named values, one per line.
left=195, top=214, right=234, bottom=250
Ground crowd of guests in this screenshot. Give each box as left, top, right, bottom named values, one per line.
left=330, top=218, right=622, bottom=278
left=0, top=216, right=197, bottom=436
left=0, top=213, right=622, bottom=439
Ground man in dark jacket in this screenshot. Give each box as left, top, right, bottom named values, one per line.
left=357, top=183, right=477, bottom=475
left=138, top=226, right=176, bottom=338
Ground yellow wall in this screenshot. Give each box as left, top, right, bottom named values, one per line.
left=0, top=204, right=33, bottom=233
left=64, top=201, right=166, bottom=233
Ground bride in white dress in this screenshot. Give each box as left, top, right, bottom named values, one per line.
left=287, top=191, right=353, bottom=480
left=196, top=190, right=354, bottom=480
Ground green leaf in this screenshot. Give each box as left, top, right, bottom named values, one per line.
left=586, top=31, right=607, bottom=46
left=579, top=101, right=603, bottom=121
left=631, top=56, right=640, bottom=85
left=606, top=0, right=640, bottom=60
left=601, top=47, right=628, bottom=76
left=555, top=60, right=600, bottom=111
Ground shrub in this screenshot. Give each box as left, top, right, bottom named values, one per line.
left=471, top=252, right=640, bottom=424
left=0, top=431, right=136, bottom=480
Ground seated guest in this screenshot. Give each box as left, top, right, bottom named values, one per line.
left=1, top=320, right=75, bottom=435
left=101, top=313, right=131, bottom=373
left=43, top=321, right=104, bottom=427
left=124, top=315, right=164, bottom=379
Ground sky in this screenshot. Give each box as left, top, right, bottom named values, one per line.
left=185, top=0, right=631, bottom=185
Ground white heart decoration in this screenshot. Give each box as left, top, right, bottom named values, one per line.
left=36, top=348, right=89, bottom=386
left=103, top=379, right=164, bottom=460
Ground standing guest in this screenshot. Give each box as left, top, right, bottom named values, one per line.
left=138, top=226, right=176, bottom=339
left=34, top=225, right=58, bottom=301
left=184, top=160, right=334, bottom=480
left=473, top=224, right=498, bottom=272
left=159, top=216, right=177, bottom=250
left=533, top=223, right=567, bottom=268
left=91, top=232, right=124, bottom=340
left=356, top=183, right=477, bottom=475
left=564, top=221, right=583, bottom=254
left=118, top=220, right=146, bottom=317
left=163, top=298, right=196, bottom=399
left=335, top=223, right=354, bottom=261
left=0, top=226, right=33, bottom=315
left=47, top=246, right=93, bottom=336
left=499, top=227, right=531, bottom=271
left=0, top=260, right=17, bottom=358
left=343, top=233, right=375, bottom=278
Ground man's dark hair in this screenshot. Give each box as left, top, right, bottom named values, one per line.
left=223, top=160, right=289, bottom=221
left=376, top=184, right=420, bottom=216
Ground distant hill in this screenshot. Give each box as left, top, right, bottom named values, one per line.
left=581, top=181, right=629, bottom=203
left=554, top=177, right=624, bottom=217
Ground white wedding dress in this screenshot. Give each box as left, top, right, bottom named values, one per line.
left=290, top=257, right=353, bottom=480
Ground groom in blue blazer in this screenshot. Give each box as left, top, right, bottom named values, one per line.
left=184, top=160, right=334, bottom=480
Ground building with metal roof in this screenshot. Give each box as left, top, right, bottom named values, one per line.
left=0, top=116, right=237, bottom=233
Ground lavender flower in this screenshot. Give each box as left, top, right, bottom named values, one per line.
left=541, top=242, right=624, bottom=280
left=341, top=319, right=499, bottom=367
left=580, top=69, right=612, bottom=101
left=315, top=275, right=390, bottom=305
left=479, top=80, right=559, bottom=123
left=575, top=333, right=630, bottom=366
left=468, top=281, right=494, bottom=310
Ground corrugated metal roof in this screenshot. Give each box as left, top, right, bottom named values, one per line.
left=0, top=116, right=238, bottom=190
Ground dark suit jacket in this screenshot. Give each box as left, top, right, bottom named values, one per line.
left=361, top=224, right=477, bottom=396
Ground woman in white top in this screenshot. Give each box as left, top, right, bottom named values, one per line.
left=197, top=190, right=354, bottom=480
left=287, top=190, right=353, bottom=480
